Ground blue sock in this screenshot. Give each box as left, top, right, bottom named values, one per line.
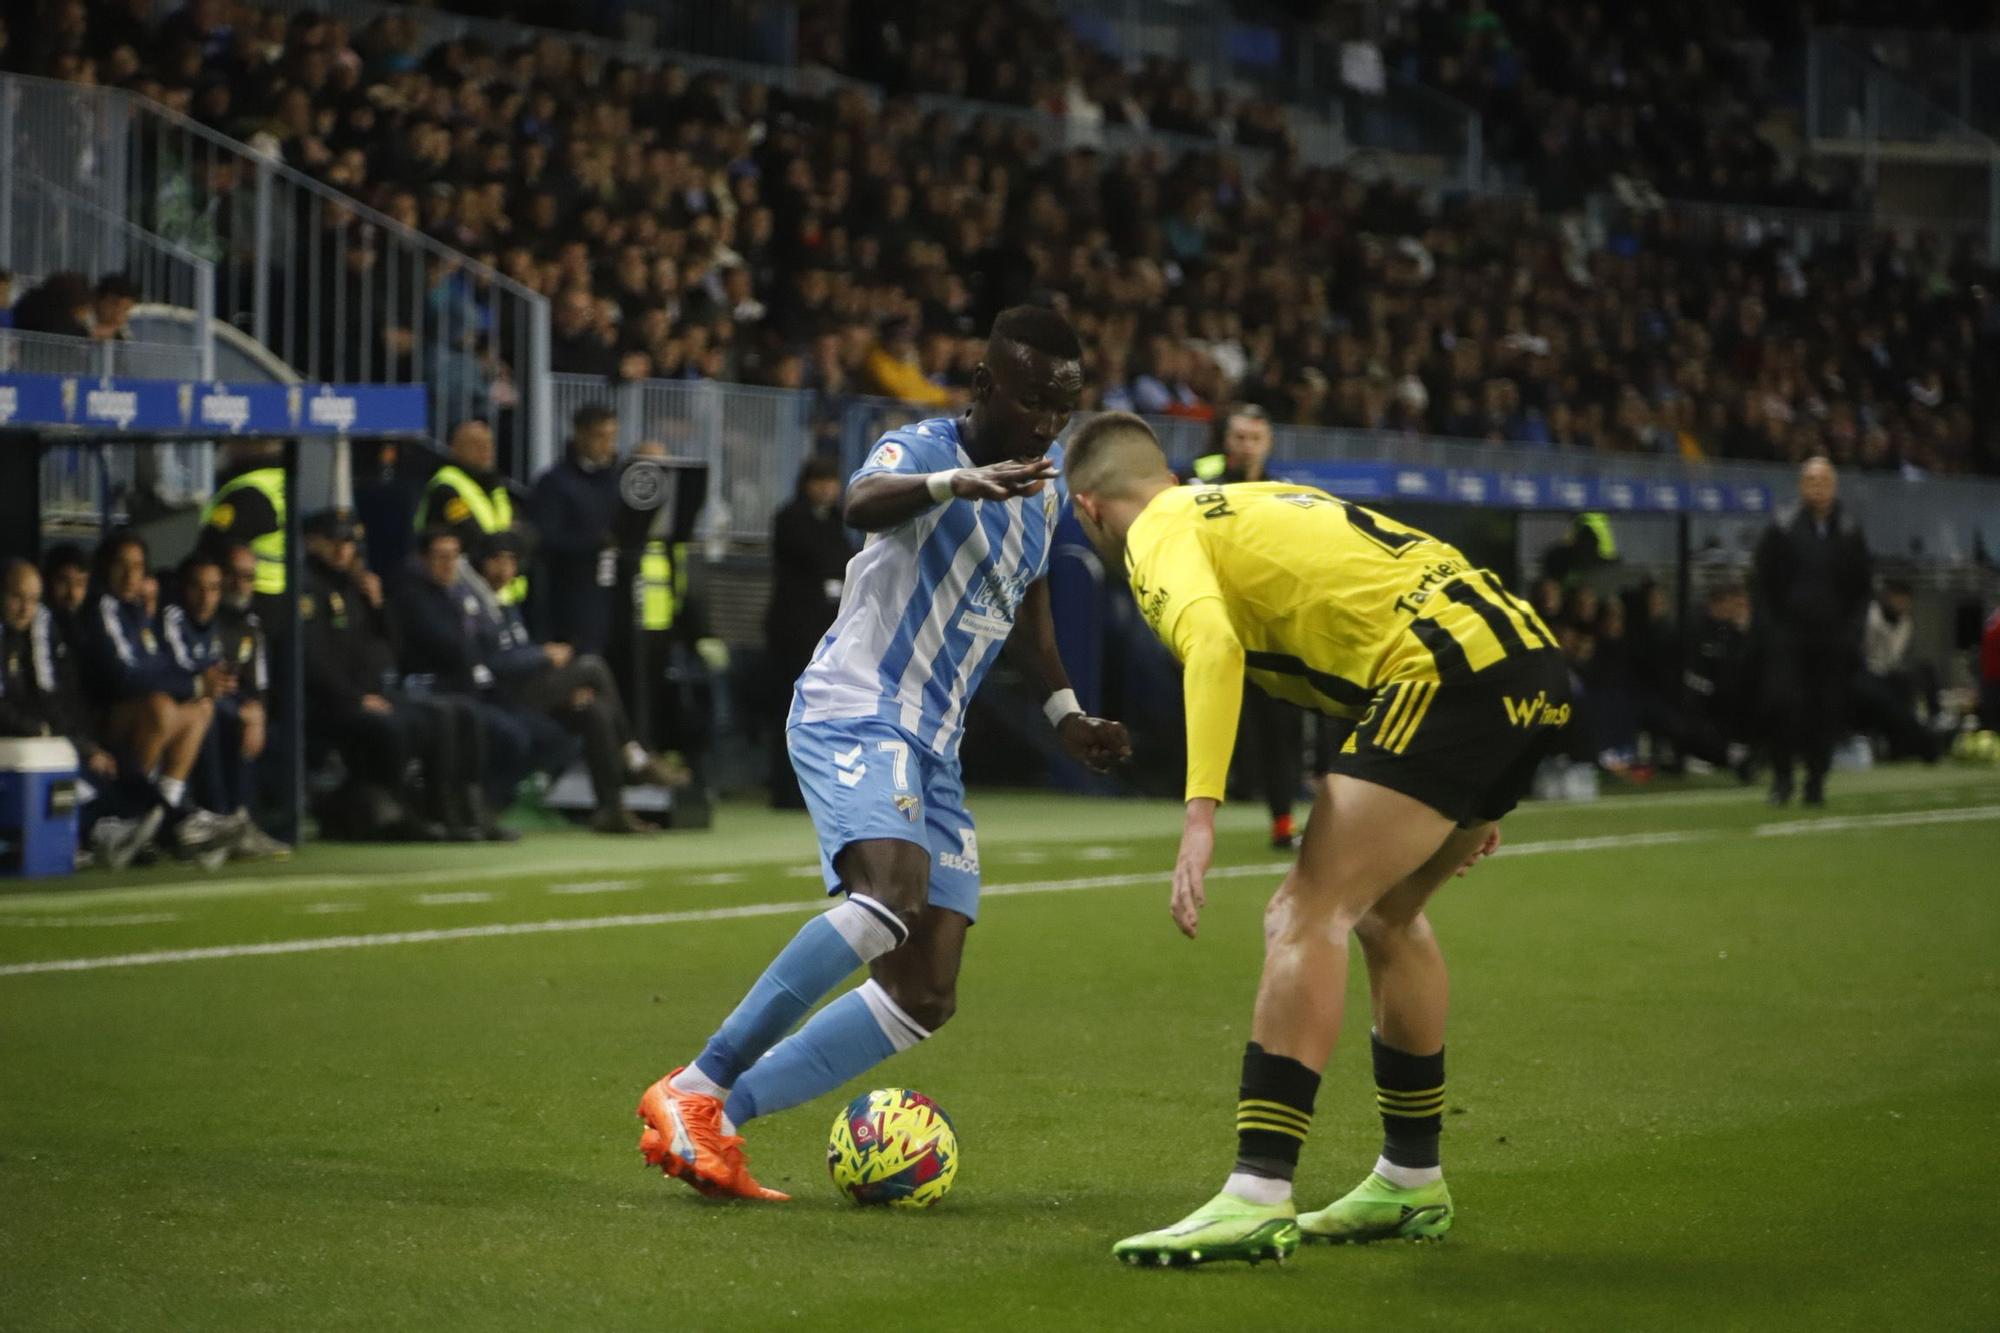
left=691, top=896, right=904, bottom=1087
left=726, top=980, right=930, bottom=1125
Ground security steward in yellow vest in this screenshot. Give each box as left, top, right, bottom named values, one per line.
left=200, top=440, right=287, bottom=599
left=1186, top=404, right=1323, bottom=849
left=415, top=420, right=526, bottom=604
left=622, top=444, right=728, bottom=770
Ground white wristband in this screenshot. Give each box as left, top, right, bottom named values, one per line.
left=1043, top=688, right=1082, bottom=728
left=924, top=470, right=957, bottom=503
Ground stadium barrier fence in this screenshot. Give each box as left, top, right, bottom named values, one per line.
left=1820, top=28, right=2000, bottom=143
left=0, top=72, right=555, bottom=484
left=1806, top=31, right=2000, bottom=256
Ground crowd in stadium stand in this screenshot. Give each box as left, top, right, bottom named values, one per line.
left=6, top=0, right=1995, bottom=474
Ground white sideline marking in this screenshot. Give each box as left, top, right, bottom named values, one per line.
left=413, top=891, right=494, bottom=906
left=785, top=865, right=825, bottom=878
left=0, top=912, right=180, bottom=928
left=1492, top=831, right=1707, bottom=857
left=4, top=810, right=1992, bottom=978
left=296, top=902, right=362, bottom=915
left=1754, top=804, right=2000, bottom=837
left=0, top=863, right=1298, bottom=978
left=12, top=774, right=1992, bottom=914
left=1077, top=846, right=1129, bottom=861
left=547, top=880, right=641, bottom=896
left=0, top=825, right=1686, bottom=978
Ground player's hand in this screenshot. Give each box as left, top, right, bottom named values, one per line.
left=360, top=693, right=394, bottom=715
left=1057, top=714, right=1131, bottom=772
left=949, top=457, right=1057, bottom=502
left=86, top=750, right=119, bottom=780
left=1171, top=800, right=1219, bottom=939
left=357, top=570, right=384, bottom=608
left=543, top=641, right=574, bottom=669
left=201, top=663, right=237, bottom=698
left=1456, top=824, right=1502, bottom=877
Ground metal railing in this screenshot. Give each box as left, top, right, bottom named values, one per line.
left=0, top=73, right=554, bottom=481
left=546, top=373, right=814, bottom=546
left=1821, top=28, right=2000, bottom=143
left=1, top=167, right=218, bottom=374
left=1329, top=75, right=1485, bottom=192
left=1805, top=32, right=2000, bottom=259
left=0, top=327, right=204, bottom=381
left=1066, top=0, right=1483, bottom=185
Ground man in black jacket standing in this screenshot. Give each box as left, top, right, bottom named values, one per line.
left=530, top=405, right=622, bottom=656
left=1753, top=457, right=1872, bottom=806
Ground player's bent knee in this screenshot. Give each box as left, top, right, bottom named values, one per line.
left=1266, top=872, right=1366, bottom=942
left=837, top=841, right=932, bottom=931
left=885, top=982, right=954, bottom=1033
left=1353, top=908, right=1433, bottom=954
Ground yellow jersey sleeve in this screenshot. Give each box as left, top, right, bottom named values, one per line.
left=1129, top=520, right=1243, bottom=805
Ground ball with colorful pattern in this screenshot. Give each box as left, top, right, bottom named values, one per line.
left=827, top=1088, right=959, bottom=1207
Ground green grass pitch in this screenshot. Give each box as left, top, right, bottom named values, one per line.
left=3, top=766, right=1997, bottom=1331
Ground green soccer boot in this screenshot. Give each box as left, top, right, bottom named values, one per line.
left=1112, top=1192, right=1300, bottom=1268
left=1297, top=1172, right=1453, bottom=1244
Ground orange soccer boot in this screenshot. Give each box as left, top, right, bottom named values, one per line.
left=636, top=1068, right=790, bottom=1201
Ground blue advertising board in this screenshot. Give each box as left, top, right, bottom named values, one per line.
left=0, top=373, right=428, bottom=437
left=1279, top=460, right=1771, bottom=516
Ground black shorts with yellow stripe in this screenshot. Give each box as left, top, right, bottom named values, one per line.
left=1322, top=648, right=1572, bottom=825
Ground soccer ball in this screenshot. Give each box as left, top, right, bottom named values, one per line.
left=827, top=1088, right=959, bottom=1207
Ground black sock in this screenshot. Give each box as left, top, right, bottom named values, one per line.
left=1373, top=1033, right=1445, bottom=1170
left=1234, top=1042, right=1320, bottom=1182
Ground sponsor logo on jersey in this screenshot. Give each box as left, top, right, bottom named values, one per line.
left=894, top=794, right=920, bottom=821
left=956, top=567, right=1029, bottom=638
left=1503, top=691, right=1570, bottom=728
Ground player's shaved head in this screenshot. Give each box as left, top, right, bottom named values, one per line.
left=1064, top=411, right=1173, bottom=501
left=988, top=304, right=1082, bottom=362
left=967, top=305, right=1084, bottom=464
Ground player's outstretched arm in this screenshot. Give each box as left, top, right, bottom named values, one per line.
left=844, top=457, right=1057, bottom=532
left=1005, top=579, right=1131, bottom=772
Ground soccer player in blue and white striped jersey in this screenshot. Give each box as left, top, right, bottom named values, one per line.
left=638, top=307, right=1130, bottom=1199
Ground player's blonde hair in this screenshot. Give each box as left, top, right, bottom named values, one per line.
left=1063, top=411, right=1173, bottom=499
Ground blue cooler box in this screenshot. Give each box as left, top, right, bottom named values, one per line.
left=0, top=738, right=81, bottom=879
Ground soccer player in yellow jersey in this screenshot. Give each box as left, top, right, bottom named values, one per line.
left=1062, top=412, right=1571, bottom=1268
